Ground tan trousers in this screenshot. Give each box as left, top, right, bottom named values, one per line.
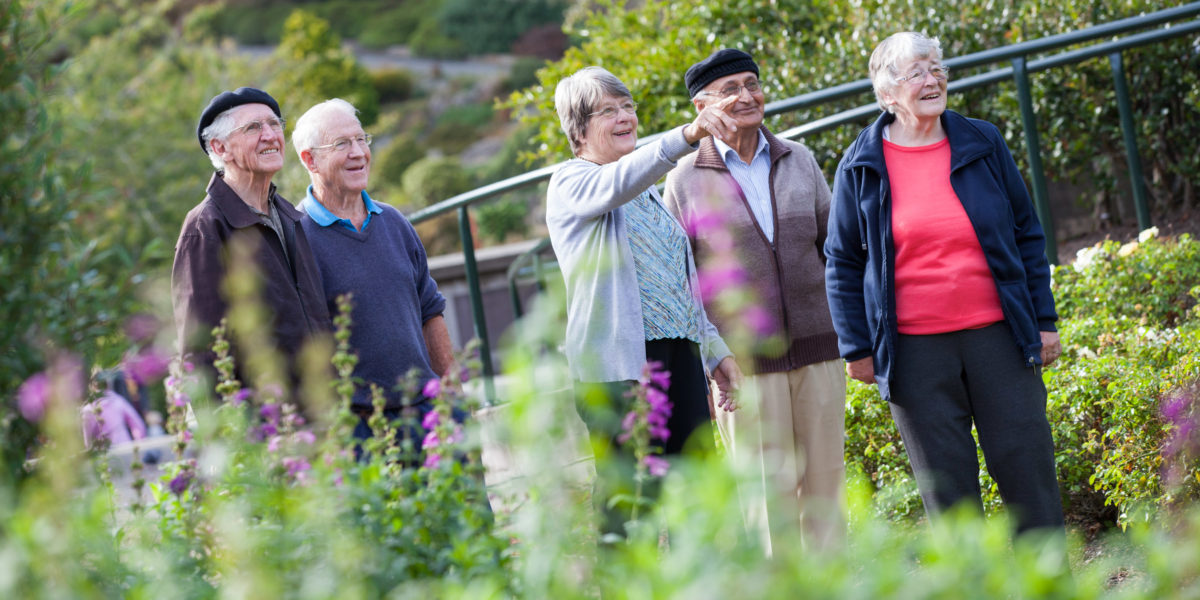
left=715, top=359, right=847, bottom=555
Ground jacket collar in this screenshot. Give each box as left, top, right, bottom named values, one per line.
left=842, top=109, right=994, bottom=174
left=693, top=125, right=792, bottom=171
left=206, top=172, right=299, bottom=228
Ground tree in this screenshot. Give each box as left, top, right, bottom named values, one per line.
left=504, top=0, right=1199, bottom=222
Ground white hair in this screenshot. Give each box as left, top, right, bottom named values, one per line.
left=554, top=66, right=631, bottom=156
left=200, top=108, right=240, bottom=171
left=292, top=98, right=361, bottom=161
left=869, top=32, right=945, bottom=113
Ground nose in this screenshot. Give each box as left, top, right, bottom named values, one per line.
left=737, top=85, right=755, bottom=100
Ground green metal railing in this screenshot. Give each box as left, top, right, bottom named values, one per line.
left=410, top=3, right=1200, bottom=402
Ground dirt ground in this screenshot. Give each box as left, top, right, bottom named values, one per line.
left=1054, top=209, right=1200, bottom=265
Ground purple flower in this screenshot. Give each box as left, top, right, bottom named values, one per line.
left=183, top=361, right=195, bottom=373
left=282, top=456, right=312, bottom=481
left=424, top=452, right=443, bottom=469
left=232, top=388, right=253, bottom=406
left=642, top=361, right=670, bottom=391
left=123, top=313, right=160, bottom=344
left=447, top=425, right=464, bottom=445
left=170, top=389, right=190, bottom=408
left=267, top=436, right=283, bottom=453
left=421, top=409, right=441, bottom=430
left=124, top=350, right=170, bottom=385
left=744, top=304, right=778, bottom=337
left=683, top=207, right=724, bottom=237
left=17, top=372, right=49, bottom=422
left=295, top=430, right=316, bottom=445
left=168, top=472, right=192, bottom=496
left=422, top=378, right=441, bottom=399
left=422, top=429, right=440, bottom=450
left=643, top=455, right=670, bottom=477
left=260, top=403, right=281, bottom=424
left=698, top=264, right=747, bottom=302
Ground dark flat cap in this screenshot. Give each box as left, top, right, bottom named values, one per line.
left=685, top=49, right=759, bottom=98
left=196, top=87, right=281, bottom=153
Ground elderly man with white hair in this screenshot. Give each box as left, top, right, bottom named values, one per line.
left=173, top=87, right=332, bottom=394
left=292, top=98, right=454, bottom=442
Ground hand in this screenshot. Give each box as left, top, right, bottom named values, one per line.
left=711, top=356, right=743, bottom=412
left=1040, top=331, right=1062, bottom=367
left=682, top=95, right=740, bottom=144
left=846, top=357, right=875, bottom=385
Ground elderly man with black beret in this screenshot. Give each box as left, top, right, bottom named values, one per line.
left=172, top=87, right=331, bottom=396
left=663, top=49, right=846, bottom=554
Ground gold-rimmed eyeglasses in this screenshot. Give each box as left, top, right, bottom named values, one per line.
left=311, top=134, right=373, bottom=153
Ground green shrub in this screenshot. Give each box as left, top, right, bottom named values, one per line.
left=476, top=198, right=530, bottom=244
left=374, top=133, right=427, bottom=191
left=372, top=67, right=417, bottom=104
left=402, top=155, right=473, bottom=208
left=357, top=5, right=426, bottom=49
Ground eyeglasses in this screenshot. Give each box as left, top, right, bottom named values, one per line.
left=895, top=65, right=950, bottom=85
left=232, top=117, right=286, bottom=137
left=589, top=101, right=638, bottom=120
left=697, top=80, right=762, bottom=99
left=311, top=133, right=373, bottom=153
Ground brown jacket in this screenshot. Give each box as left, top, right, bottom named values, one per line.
left=171, top=173, right=332, bottom=390
left=663, top=127, right=840, bottom=374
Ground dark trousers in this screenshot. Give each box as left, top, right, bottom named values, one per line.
left=888, top=322, right=1064, bottom=534
left=574, top=338, right=713, bottom=536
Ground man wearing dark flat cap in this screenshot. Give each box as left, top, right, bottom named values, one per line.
left=663, top=49, right=846, bottom=554
left=172, top=87, right=331, bottom=397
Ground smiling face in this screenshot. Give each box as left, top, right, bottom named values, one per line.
left=576, top=94, right=638, bottom=165
left=693, top=71, right=765, bottom=131
left=212, top=103, right=285, bottom=177
left=301, top=110, right=371, bottom=200
left=881, top=57, right=948, bottom=126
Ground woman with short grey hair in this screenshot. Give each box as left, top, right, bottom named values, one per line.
left=824, top=31, right=1065, bottom=535
left=546, top=65, right=743, bottom=537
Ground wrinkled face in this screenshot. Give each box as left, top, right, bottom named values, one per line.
left=302, top=110, right=371, bottom=197
left=881, top=57, right=948, bottom=123
left=693, top=71, right=765, bottom=131
left=212, top=103, right=285, bottom=177
left=577, top=94, right=638, bottom=165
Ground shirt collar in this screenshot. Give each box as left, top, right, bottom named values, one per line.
left=300, top=186, right=383, bottom=229
left=713, top=130, right=769, bottom=167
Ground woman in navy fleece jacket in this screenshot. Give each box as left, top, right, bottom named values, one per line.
left=824, top=32, right=1064, bottom=534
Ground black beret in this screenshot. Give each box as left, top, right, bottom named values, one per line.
left=196, top=87, right=281, bottom=154
left=685, top=49, right=760, bottom=98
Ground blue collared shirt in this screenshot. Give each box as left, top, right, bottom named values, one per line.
left=300, top=186, right=384, bottom=232
left=714, top=131, right=773, bottom=242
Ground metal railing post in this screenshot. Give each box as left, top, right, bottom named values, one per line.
left=457, top=206, right=496, bottom=404
left=1109, top=51, right=1153, bottom=231
left=1011, top=56, right=1059, bottom=264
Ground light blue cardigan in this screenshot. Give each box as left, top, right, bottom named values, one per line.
left=546, top=126, right=732, bottom=383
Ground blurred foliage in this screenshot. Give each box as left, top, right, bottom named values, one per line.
left=845, top=232, right=1200, bottom=528
left=438, top=0, right=567, bottom=56
left=402, top=155, right=473, bottom=208
left=476, top=198, right=530, bottom=244
left=371, top=67, right=417, bottom=104
left=504, top=0, right=1199, bottom=223
left=269, top=9, right=380, bottom=127
left=1, top=0, right=144, bottom=486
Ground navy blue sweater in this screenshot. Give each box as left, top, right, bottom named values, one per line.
left=301, top=203, right=446, bottom=408
left=824, top=110, right=1057, bottom=399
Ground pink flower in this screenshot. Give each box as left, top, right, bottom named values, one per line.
left=17, top=373, right=49, bottom=422
left=282, top=456, right=311, bottom=477
left=744, top=304, right=777, bottom=337
left=422, top=429, right=440, bottom=450
left=642, top=361, right=670, bottom=391
left=421, top=409, right=441, bottom=430
left=124, top=350, right=170, bottom=385
left=698, top=264, right=747, bottom=302
left=422, top=378, right=441, bottom=399
left=643, top=455, right=670, bottom=477
left=683, top=207, right=724, bottom=237
left=267, top=436, right=283, bottom=452
left=123, top=313, right=160, bottom=344
left=260, top=403, right=281, bottom=423
left=424, top=452, right=442, bottom=469
left=295, top=430, right=316, bottom=445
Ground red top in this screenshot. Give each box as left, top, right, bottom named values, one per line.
left=884, top=136, right=1004, bottom=335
